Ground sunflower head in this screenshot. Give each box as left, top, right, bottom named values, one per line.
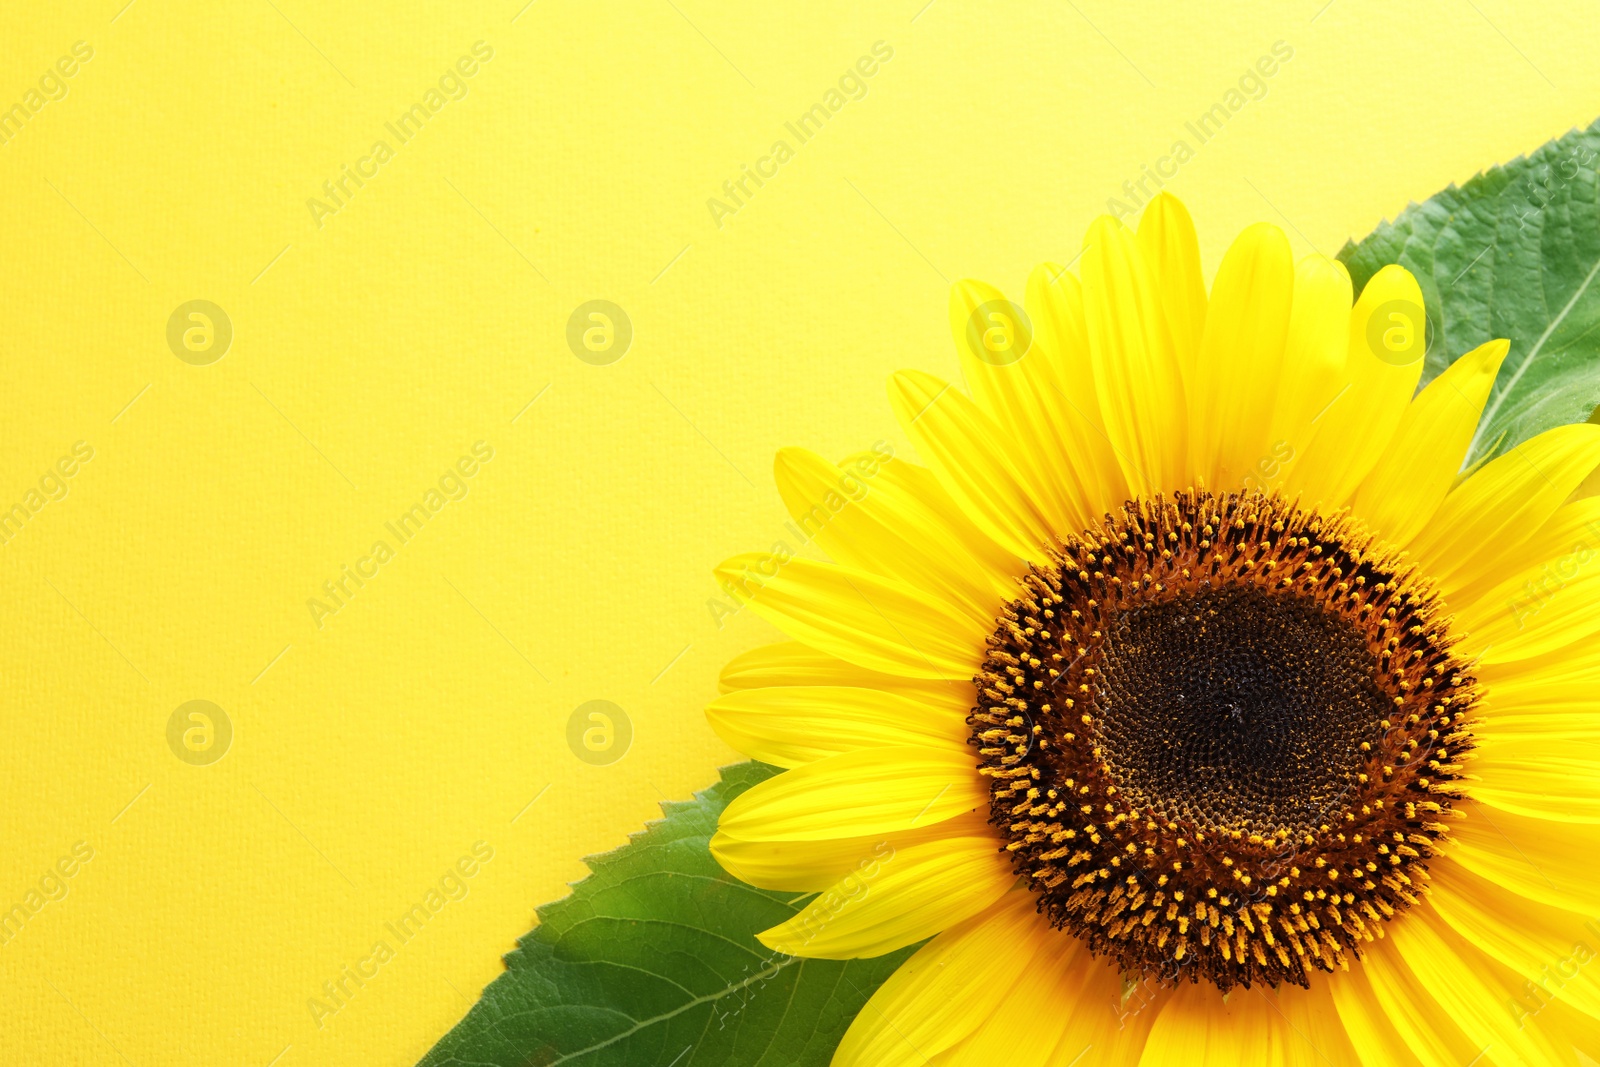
left=708, top=193, right=1600, bottom=1064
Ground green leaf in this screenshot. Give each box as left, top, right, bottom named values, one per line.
left=1338, top=118, right=1600, bottom=468
left=417, top=762, right=916, bottom=1067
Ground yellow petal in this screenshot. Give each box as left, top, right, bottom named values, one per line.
left=1355, top=934, right=1484, bottom=1066
left=941, top=923, right=1156, bottom=1066
left=1351, top=339, right=1510, bottom=547
left=949, top=279, right=1097, bottom=536
left=715, top=554, right=982, bottom=681
left=1284, top=264, right=1427, bottom=509
left=1465, top=697, right=1600, bottom=748
left=1264, top=255, right=1352, bottom=492
left=1478, top=637, right=1600, bottom=713
left=888, top=369, right=1057, bottom=560
left=1468, top=734, right=1600, bottom=823
left=773, top=447, right=1002, bottom=624
left=717, top=641, right=974, bottom=715
left=1026, top=264, right=1131, bottom=520
left=1409, top=423, right=1600, bottom=599
left=1136, top=193, right=1207, bottom=381
left=756, top=832, right=1012, bottom=959
left=1327, top=951, right=1436, bottom=1067
left=1428, top=860, right=1600, bottom=1024
left=715, top=746, right=987, bottom=842
left=1080, top=215, right=1188, bottom=496
left=934, top=963, right=1076, bottom=1065
left=1543, top=1002, right=1600, bottom=1063
left=1451, top=800, right=1600, bottom=915
left=705, top=686, right=967, bottom=768
left=1189, top=222, right=1294, bottom=491
left=1041, top=957, right=1161, bottom=1066
left=849, top=451, right=1022, bottom=596
left=1139, top=980, right=1359, bottom=1067
left=1452, top=495, right=1600, bottom=663
left=830, top=892, right=1042, bottom=1067
left=1388, top=907, right=1579, bottom=1066
left=711, top=811, right=991, bottom=892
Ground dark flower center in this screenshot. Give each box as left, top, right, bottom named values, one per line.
left=969, top=490, right=1477, bottom=992
left=1096, top=585, right=1388, bottom=839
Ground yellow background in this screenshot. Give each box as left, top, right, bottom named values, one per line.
left=0, top=1, right=1595, bottom=1063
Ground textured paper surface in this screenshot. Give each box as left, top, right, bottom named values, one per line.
left=0, top=1, right=1592, bottom=1063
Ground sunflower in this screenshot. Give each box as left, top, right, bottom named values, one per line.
left=705, top=193, right=1600, bottom=1065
